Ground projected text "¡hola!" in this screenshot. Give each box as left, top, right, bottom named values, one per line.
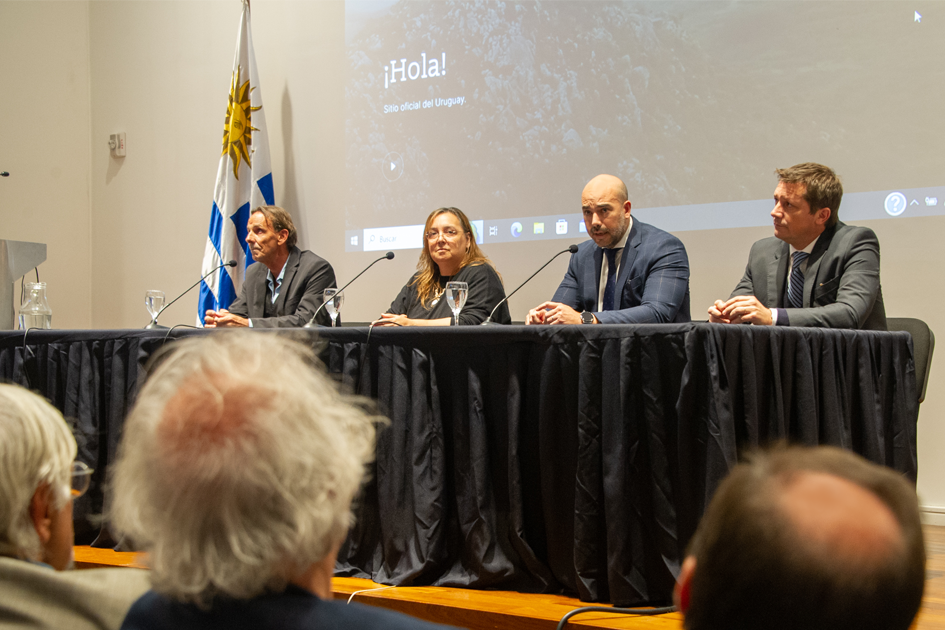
left=384, top=53, right=446, bottom=89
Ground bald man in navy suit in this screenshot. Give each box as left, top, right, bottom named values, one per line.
left=526, top=174, right=691, bottom=325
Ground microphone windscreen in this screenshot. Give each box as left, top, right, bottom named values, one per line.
left=568, top=244, right=579, bottom=253
left=386, top=251, right=395, bottom=260
left=226, top=260, right=238, bottom=267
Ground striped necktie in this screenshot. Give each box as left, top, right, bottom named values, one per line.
left=788, top=251, right=809, bottom=309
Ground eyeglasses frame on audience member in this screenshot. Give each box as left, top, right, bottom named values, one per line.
left=71, top=461, right=94, bottom=498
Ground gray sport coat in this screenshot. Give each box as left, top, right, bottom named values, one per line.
left=731, top=222, right=886, bottom=330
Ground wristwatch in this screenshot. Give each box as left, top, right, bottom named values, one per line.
left=581, top=311, right=595, bottom=324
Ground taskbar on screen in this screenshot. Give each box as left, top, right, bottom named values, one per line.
left=343, top=186, right=945, bottom=252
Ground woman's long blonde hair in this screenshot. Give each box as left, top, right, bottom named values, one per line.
left=412, top=207, right=496, bottom=307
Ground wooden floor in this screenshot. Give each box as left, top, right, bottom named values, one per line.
left=74, top=524, right=945, bottom=630
left=919, top=524, right=945, bottom=630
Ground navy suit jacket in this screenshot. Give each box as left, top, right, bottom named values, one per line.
left=121, top=586, right=457, bottom=630
left=552, top=219, right=691, bottom=324
left=228, top=246, right=336, bottom=328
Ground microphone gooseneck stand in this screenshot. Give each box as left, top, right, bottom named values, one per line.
left=481, top=244, right=579, bottom=325
left=146, top=260, right=237, bottom=329
left=303, top=251, right=395, bottom=329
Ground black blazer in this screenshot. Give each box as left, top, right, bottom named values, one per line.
left=228, top=246, right=336, bottom=328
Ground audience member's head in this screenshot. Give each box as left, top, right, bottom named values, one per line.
left=675, top=445, right=925, bottom=630
left=0, top=383, right=85, bottom=570
left=110, top=332, right=379, bottom=607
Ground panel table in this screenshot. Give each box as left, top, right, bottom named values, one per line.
left=0, top=324, right=917, bottom=605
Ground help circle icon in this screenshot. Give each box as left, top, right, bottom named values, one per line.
left=884, top=192, right=907, bottom=217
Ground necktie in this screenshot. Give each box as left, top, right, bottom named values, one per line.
left=788, top=251, right=809, bottom=309
left=602, top=248, right=618, bottom=311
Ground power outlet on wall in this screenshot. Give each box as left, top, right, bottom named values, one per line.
left=108, top=133, right=126, bottom=157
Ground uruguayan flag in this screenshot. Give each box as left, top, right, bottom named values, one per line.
left=197, top=0, right=273, bottom=323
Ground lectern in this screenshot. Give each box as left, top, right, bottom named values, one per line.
left=0, top=240, right=47, bottom=330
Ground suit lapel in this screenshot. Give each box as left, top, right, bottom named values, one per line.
left=769, top=241, right=789, bottom=308
left=586, top=247, right=603, bottom=311
left=274, top=248, right=301, bottom=315
left=802, top=225, right=836, bottom=307
left=615, top=223, right=640, bottom=310
left=247, top=262, right=266, bottom=318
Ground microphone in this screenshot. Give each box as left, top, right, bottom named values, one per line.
left=303, top=251, right=395, bottom=328
left=481, top=244, right=579, bottom=325
left=146, top=260, right=237, bottom=329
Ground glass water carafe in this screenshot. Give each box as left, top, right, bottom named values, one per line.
left=18, top=282, right=52, bottom=330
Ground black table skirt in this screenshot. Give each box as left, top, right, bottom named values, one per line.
left=0, top=324, right=917, bottom=606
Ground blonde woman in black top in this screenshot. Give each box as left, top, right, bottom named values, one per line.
left=377, top=207, right=510, bottom=326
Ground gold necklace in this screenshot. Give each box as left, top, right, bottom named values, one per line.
left=431, top=277, right=449, bottom=305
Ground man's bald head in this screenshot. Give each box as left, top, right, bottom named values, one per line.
left=779, top=471, right=903, bottom=570
left=582, top=174, right=631, bottom=248
left=679, top=446, right=925, bottom=630
left=583, top=174, right=629, bottom=205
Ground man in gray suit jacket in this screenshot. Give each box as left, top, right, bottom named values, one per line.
left=527, top=174, right=690, bottom=325
left=204, top=205, right=337, bottom=328
left=0, top=383, right=149, bottom=629
left=709, top=163, right=886, bottom=330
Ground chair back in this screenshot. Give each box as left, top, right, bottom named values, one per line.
left=887, top=317, right=935, bottom=404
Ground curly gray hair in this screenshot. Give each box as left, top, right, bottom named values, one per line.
left=110, top=331, right=380, bottom=606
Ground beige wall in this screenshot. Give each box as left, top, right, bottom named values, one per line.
left=0, top=1, right=92, bottom=329
left=2, top=1, right=942, bottom=513
left=87, top=0, right=349, bottom=327
left=88, top=1, right=234, bottom=328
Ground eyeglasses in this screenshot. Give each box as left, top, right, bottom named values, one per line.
left=425, top=229, right=463, bottom=241
left=71, top=461, right=94, bottom=498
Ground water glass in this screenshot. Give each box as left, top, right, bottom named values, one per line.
left=445, top=281, right=468, bottom=326
left=18, top=282, right=52, bottom=330
left=145, top=290, right=165, bottom=327
left=323, top=288, right=344, bottom=327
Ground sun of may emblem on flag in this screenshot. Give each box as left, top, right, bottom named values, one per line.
left=222, top=64, right=260, bottom=179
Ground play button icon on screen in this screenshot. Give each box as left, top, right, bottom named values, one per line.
left=382, top=152, right=404, bottom=182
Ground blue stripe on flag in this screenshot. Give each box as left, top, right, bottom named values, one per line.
left=232, top=202, right=252, bottom=262
left=197, top=264, right=238, bottom=321
left=217, top=265, right=238, bottom=307
left=197, top=278, right=218, bottom=319
left=257, top=173, right=275, bottom=206
left=208, top=201, right=224, bottom=258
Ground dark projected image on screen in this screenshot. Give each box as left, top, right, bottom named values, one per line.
left=344, top=1, right=944, bottom=250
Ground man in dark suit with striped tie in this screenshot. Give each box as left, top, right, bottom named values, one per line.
left=708, top=163, right=886, bottom=330
left=526, top=173, right=691, bottom=325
